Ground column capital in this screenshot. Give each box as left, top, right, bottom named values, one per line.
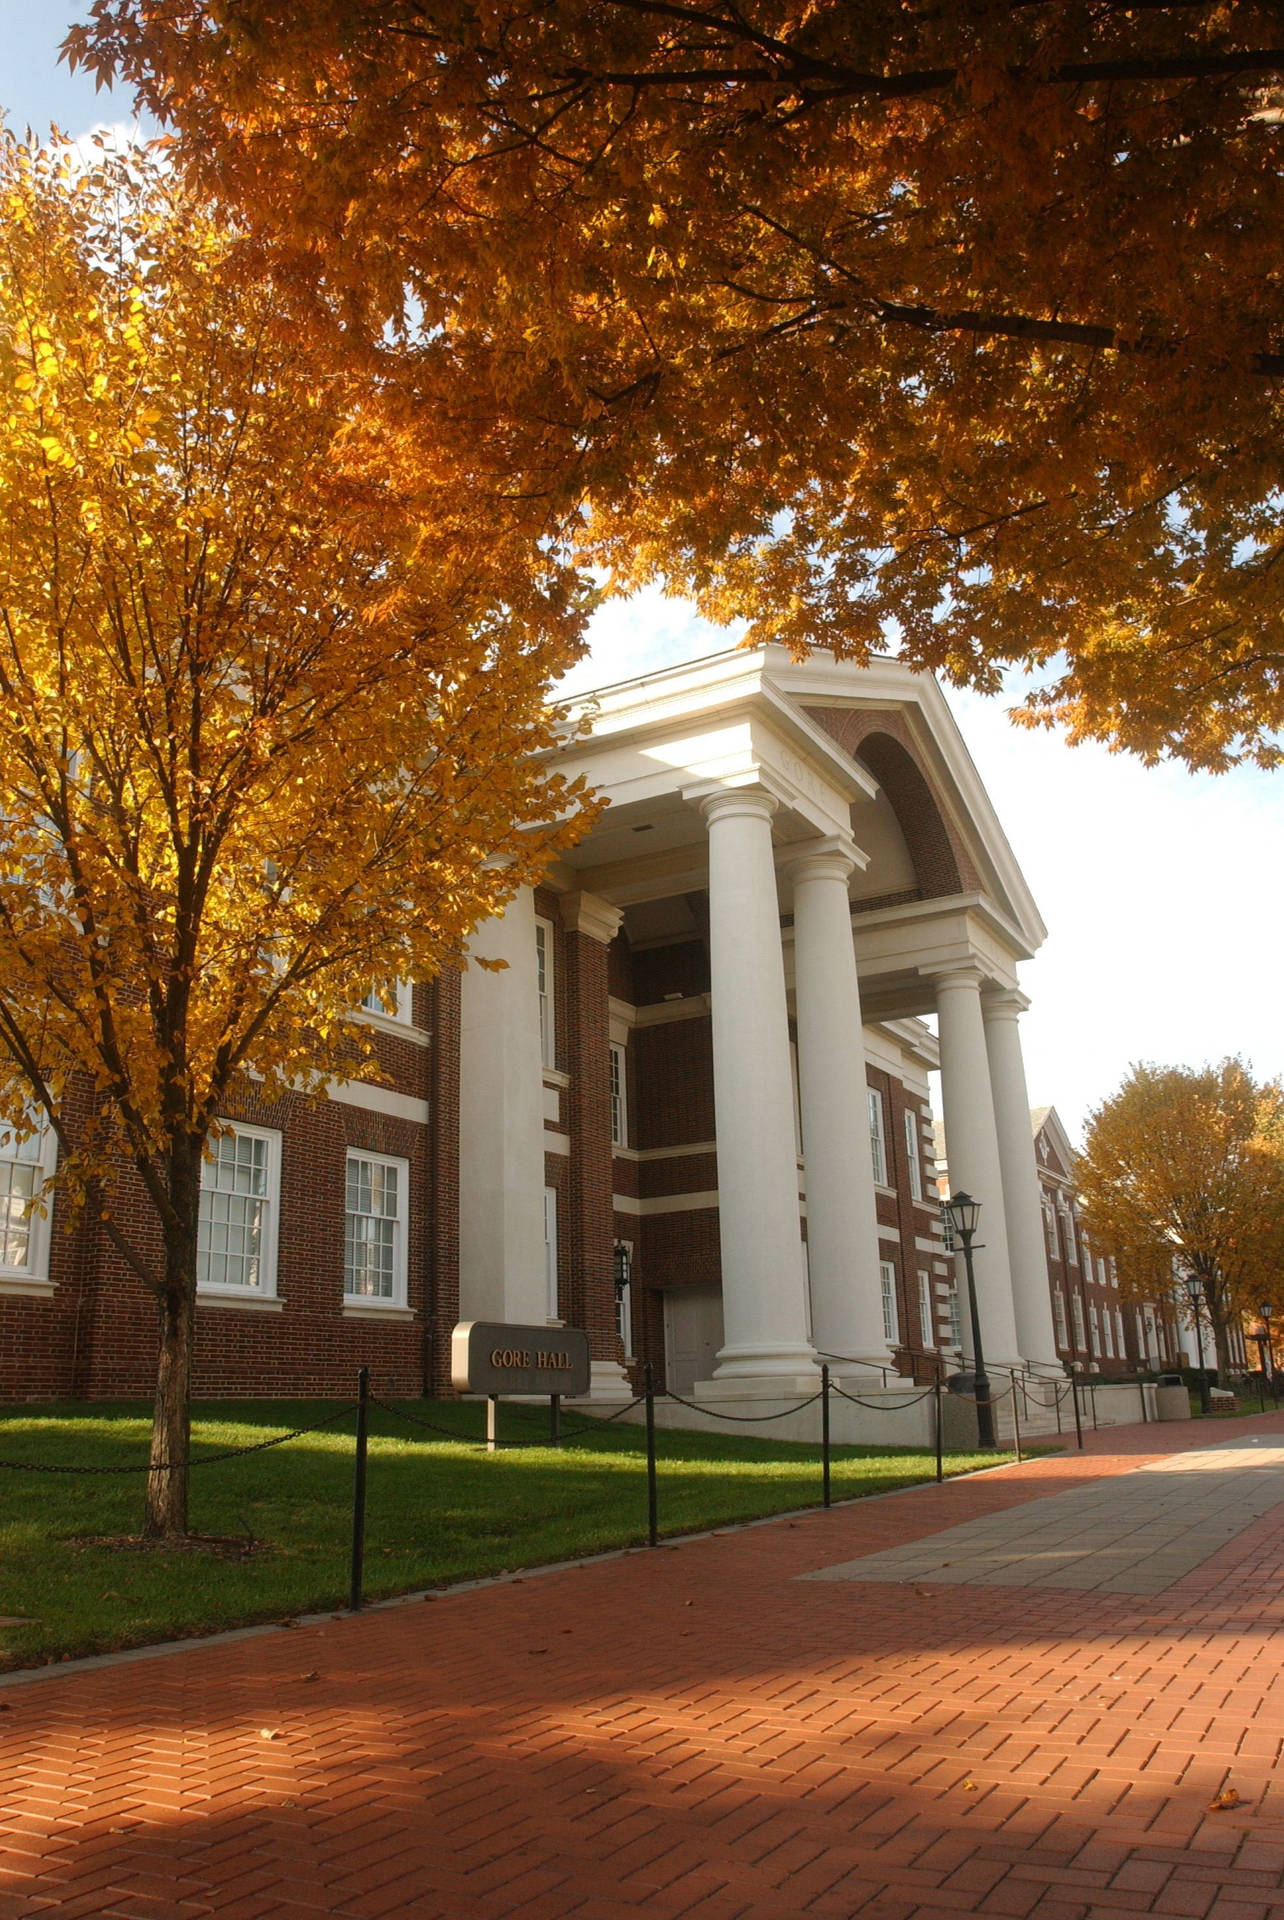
left=558, top=889, right=624, bottom=946
left=982, top=986, right=1031, bottom=1021
left=926, top=963, right=987, bottom=994
left=777, top=832, right=865, bottom=888
left=685, top=780, right=779, bottom=827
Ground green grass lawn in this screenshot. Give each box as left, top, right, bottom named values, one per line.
left=0, top=1398, right=1004, bottom=1670
left=1186, top=1387, right=1282, bottom=1420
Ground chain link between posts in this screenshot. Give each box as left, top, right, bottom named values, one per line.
left=0, top=1400, right=359, bottom=1476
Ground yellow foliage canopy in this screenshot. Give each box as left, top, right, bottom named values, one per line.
left=71, top=0, right=1284, bottom=768
left=0, top=135, right=594, bottom=1281
left=1076, top=1060, right=1284, bottom=1363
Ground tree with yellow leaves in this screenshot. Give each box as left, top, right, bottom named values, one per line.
left=0, top=135, right=593, bottom=1537
left=1076, top=1061, right=1284, bottom=1381
left=71, top=0, right=1284, bottom=768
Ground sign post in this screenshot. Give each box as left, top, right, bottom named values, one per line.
left=452, top=1323, right=592, bottom=1448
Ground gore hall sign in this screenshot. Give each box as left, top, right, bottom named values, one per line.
left=451, top=1322, right=591, bottom=1398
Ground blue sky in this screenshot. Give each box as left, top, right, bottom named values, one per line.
left=4, top=5, right=1282, bottom=1139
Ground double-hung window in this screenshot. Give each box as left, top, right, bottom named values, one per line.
left=917, top=1270, right=934, bottom=1348
left=0, top=1119, right=56, bottom=1284
left=360, top=982, right=414, bottom=1025
left=535, top=917, right=555, bottom=1069
left=868, top=1089, right=888, bottom=1186
left=904, top=1110, right=924, bottom=1201
left=1071, top=1293, right=1086, bottom=1350
left=1052, top=1288, right=1068, bottom=1347
left=1042, top=1193, right=1058, bottom=1258
left=879, top=1259, right=900, bottom=1346
left=197, top=1124, right=281, bottom=1297
left=344, top=1150, right=408, bottom=1307
left=609, top=1043, right=627, bottom=1148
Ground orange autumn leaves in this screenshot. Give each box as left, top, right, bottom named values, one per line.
left=0, top=136, right=594, bottom=1234
left=1077, top=1061, right=1284, bottom=1369
left=71, top=0, right=1284, bottom=767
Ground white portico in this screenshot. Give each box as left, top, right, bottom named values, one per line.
left=457, top=644, right=1058, bottom=1411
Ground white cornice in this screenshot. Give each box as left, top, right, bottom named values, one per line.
left=554, top=641, right=1044, bottom=962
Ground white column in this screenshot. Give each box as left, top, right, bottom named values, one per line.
left=983, top=989, right=1060, bottom=1367
left=933, top=967, right=1021, bottom=1364
left=788, top=841, right=888, bottom=1364
left=702, top=787, right=817, bottom=1380
left=457, top=886, right=548, bottom=1326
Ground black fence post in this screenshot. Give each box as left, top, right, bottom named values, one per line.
left=1010, top=1379, right=1023, bottom=1465
left=644, top=1362, right=659, bottom=1548
left=1071, top=1371, right=1084, bottom=1451
left=821, top=1363, right=831, bottom=1509
left=550, top=1393, right=561, bottom=1445
left=349, top=1365, right=370, bottom=1614
left=1090, top=1379, right=1099, bottom=1431
left=934, top=1376, right=943, bottom=1484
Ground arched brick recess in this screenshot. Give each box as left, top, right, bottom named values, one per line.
left=806, top=706, right=980, bottom=897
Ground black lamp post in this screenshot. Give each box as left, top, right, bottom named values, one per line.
left=945, top=1190, right=995, bottom=1448
left=1184, top=1274, right=1212, bottom=1416
left=1259, top=1303, right=1276, bottom=1401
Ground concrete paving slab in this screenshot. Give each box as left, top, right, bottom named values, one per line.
left=803, top=1435, right=1284, bottom=1594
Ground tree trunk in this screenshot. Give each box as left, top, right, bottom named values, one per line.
left=143, top=1140, right=202, bottom=1540
left=1203, top=1274, right=1232, bottom=1388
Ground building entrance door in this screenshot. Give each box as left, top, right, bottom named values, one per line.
left=664, top=1287, right=725, bottom=1395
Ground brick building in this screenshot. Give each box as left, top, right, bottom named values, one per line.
left=1030, top=1107, right=1185, bottom=1374
left=1, top=644, right=1062, bottom=1407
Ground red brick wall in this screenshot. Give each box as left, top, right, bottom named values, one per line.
left=633, top=1018, right=715, bottom=1148
left=424, top=970, right=461, bottom=1396
left=806, top=707, right=981, bottom=897
left=2, top=1000, right=441, bottom=1402
left=562, top=928, right=621, bottom=1365
left=867, top=1065, right=940, bottom=1371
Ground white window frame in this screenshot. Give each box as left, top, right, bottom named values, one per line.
left=535, top=917, right=556, bottom=1069
left=359, top=980, right=414, bottom=1026
left=544, top=1185, right=559, bottom=1320
left=0, top=1117, right=58, bottom=1286
left=904, top=1110, right=924, bottom=1202
left=609, top=1042, right=627, bottom=1148
left=1052, top=1287, right=1068, bottom=1347
left=1041, top=1191, right=1058, bottom=1258
left=945, top=1281, right=962, bottom=1348
left=197, top=1122, right=281, bottom=1299
left=879, top=1259, right=900, bottom=1347
left=868, top=1089, right=888, bottom=1187
left=1115, top=1308, right=1125, bottom=1355
left=1071, top=1293, right=1086, bottom=1350
left=343, top=1148, right=409, bottom=1309
left=917, top=1269, right=934, bottom=1349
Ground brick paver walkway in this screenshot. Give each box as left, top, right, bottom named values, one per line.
left=2, top=1409, right=1284, bottom=1920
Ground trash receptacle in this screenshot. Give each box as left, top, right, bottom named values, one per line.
left=1154, top=1375, right=1189, bottom=1420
